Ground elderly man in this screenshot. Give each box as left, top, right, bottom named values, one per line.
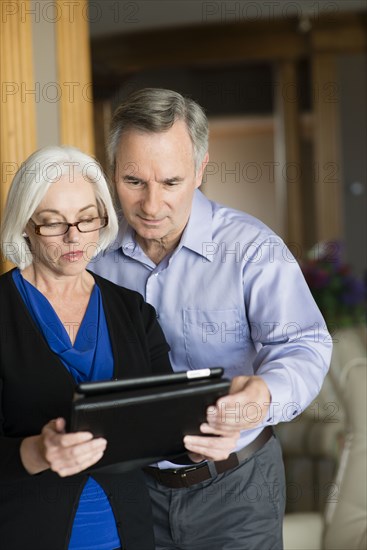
left=91, top=88, right=332, bottom=550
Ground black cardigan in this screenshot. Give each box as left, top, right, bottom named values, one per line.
left=0, top=269, right=172, bottom=550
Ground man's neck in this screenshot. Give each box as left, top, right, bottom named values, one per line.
left=136, top=235, right=181, bottom=265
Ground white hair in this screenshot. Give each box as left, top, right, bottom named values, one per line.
left=1, top=145, right=119, bottom=269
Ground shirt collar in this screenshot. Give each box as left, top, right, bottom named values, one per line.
left=178, top=189, right=214, bottom=260
left=117, top=189, right=214, bottom=262
left=120, top=218, right=138, bottom=254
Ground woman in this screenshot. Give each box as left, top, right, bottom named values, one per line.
left=0, top=146, right=173, bottom=550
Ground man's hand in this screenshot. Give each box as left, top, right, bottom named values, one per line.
left=183, top=423, right=241, bottom=463
left=206, top=375, right=271, bottom=433
left=182, top=376, right=270, bottom=463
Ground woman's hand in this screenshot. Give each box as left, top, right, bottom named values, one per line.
left=20, top=418, right=107, bottom=477
left=183, top=423, right=241, bottom=463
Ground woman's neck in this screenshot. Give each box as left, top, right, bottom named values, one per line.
left=21, top=264, right=94, bottom=299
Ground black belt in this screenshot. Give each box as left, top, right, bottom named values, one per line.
left=144, top=426, right=273, bottom=489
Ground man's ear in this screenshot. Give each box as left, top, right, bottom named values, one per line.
left=195, top=152, right=209, bottom=189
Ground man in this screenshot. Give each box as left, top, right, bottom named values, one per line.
left=91, top=88, right=332, bottom=550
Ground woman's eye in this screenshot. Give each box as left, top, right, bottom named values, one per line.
left=44, top=222, right=63, bottom=228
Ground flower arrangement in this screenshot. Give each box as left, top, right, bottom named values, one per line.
left=301, top=241, right=366, bottom=328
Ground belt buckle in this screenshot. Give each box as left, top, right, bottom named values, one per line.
left=178, top=465, right=198, bottom=487
left=170, top=465, right=199, bottom=475
left=171, top=465, right=199, bottom=488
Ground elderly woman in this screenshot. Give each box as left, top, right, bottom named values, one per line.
left=0, top=146, right=173, bottom=550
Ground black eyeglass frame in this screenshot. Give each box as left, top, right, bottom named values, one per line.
left=29, top=216, right=109, bottom=236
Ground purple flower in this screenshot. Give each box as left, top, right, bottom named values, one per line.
left=312, top=269, right=331, bottom=289
left=341, top=278, right=366, bottom=306
left=302, top=240, right=366, bottom=326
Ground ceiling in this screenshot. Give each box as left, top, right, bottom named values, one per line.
left=89, top=0, right=367, bottom=37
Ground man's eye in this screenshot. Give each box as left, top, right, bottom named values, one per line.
left=123, top=178, right=141, bottom=186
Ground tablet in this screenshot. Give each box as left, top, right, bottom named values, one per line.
left=76, top=367, right=224, bottom=396
left=69, top=368, right=230, bottom=471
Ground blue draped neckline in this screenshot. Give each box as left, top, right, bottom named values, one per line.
left=13, top=268, right=113, bottom=383
left=12, top=269, right=121, bottom=549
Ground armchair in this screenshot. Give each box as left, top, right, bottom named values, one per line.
left=282, top=327, right=367, bottom=550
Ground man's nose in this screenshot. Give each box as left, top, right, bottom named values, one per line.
left=140, top=185, right=161, bottom=217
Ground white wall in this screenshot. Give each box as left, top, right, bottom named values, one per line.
left=203, top=117, right=278, bottom=233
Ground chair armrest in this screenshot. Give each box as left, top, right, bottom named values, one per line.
left=283, top=512, right=323, bottom=550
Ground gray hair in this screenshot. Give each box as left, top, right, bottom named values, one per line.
left=1, top=145, right=119, bottom=269
left=108, top=88, right=209, bottom=175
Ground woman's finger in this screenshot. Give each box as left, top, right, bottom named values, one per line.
left=54, top=449, right=106, bottom=477
left=44, top=428, right=95, bottom=449
left=46, top=437, right=107, bottom=474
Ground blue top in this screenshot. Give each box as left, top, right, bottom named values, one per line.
left=90, top=189, right=332, bottom=468
left=12, top=269, right=121, bottom=550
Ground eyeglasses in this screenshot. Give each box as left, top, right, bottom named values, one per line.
left=30, top=216, right=108, bottom=237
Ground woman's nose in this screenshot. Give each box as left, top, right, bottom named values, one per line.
left=63, top=224, right=80, bottom=242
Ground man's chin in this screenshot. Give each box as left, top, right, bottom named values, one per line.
left=133, top=219, right=166, bottom=236
left=133, top=225, right=166, bottom=242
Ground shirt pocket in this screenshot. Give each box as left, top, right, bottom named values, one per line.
left=183, top=308, right=250, bottom=374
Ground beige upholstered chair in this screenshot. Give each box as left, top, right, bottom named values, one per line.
left=282, top=327, right=367, bottom=550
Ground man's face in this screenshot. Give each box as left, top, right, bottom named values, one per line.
left=114, top=120, right=208, bottom=252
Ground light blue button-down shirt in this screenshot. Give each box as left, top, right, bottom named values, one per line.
left=90, top=190, right=332, bottom=460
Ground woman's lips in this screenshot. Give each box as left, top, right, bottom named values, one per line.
left=61, top=251, right=84, bottom=262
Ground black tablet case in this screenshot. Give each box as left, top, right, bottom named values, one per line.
left=70, top=373, right=231, bottom=471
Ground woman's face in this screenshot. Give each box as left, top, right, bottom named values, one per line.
left=25, top=175, right=102, bottom=277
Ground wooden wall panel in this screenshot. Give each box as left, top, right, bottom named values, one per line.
left=274, top=61, right=303, bottom=248
left=55, top=0, right=94, bottom=155
left=0, top=0, right=37, bottom=274
left=312, top=53, right=344, bottom=242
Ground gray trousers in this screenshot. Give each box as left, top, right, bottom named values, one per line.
left=144, top=435, right=286, bottom=550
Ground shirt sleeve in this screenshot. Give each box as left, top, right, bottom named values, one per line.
left=242, top=236, right=333, bottom=425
